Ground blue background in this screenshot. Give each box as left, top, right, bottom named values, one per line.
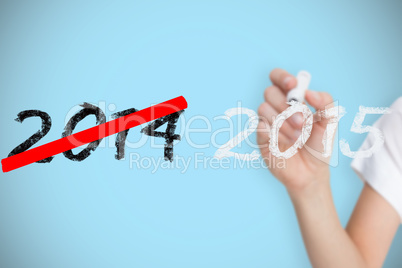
left=1, top=1, right=401, bottom=267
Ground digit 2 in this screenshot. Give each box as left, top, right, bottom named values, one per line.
left=8, top=110, right=54, bottom=163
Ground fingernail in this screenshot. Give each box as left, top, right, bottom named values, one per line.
left=283, top=76, right=292, bottom=88
left=310, top=90, right=321, bottom=102
left=291, top=114, right=303, bottom=126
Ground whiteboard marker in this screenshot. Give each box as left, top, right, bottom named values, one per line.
left=286, top=71, right=311, bottom=103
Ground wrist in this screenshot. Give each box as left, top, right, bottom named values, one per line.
left=286, top=173, right=331, bottom=202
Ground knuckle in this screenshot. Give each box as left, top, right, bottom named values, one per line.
left=257, top=102, right=268, bottom=117
left=264, top=86, right=274, bottom=99
left=265, top=86, right=282, bottom=104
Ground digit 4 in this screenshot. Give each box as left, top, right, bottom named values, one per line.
left=141, top=110, right=184, bottom=162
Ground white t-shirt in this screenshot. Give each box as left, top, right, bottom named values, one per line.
left=351, top=97, right=402, bottom=223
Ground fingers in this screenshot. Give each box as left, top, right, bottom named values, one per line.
left=264, top=85, right=303, bottom=128
left=257, top=102, right=297, bottom=144
left=269, top=68, right=297, bottom=92
left=261, top=69, right=337, bottom=164
left=264, top=86, right=288, bottom=113
left=256, top=118, right=292, bottom=152
left=256, top=120, right=271, bottom=150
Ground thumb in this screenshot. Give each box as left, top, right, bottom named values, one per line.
left=305, top=89, right=334, bottom=112
left=301, top=90, right=334, bottom=161
left=305, top=89, right=334, bottom=129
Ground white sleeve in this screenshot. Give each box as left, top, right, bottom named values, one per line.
left=351, top=97, right=402, bottom=223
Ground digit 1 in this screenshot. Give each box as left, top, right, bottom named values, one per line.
left=111, top=108, right=138, bottom=160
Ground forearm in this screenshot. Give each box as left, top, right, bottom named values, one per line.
left=287, top=180, right=367, bottom=268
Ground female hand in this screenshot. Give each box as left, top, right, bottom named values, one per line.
left=257, top=68, right=334, bottom=194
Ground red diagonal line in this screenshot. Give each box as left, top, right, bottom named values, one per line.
left=1, top=96, right=188, bottom=173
